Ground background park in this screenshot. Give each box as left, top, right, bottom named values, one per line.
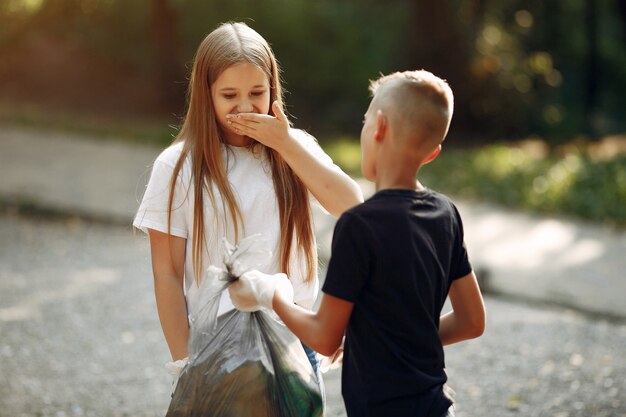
left=0, top=1, right=625, bottom=416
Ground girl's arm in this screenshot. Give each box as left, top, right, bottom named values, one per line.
left=278, top=132, right=363, bottom=217
left=439, top=271, right=486, bottom=345
left=148, top=229, right=189, bottom=360
left=227, top=101, right=363, bottom=217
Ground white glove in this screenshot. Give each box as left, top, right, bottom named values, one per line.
left=165, top=357, right=188, bottom=393
left=228, top=270, right=294, bottom=312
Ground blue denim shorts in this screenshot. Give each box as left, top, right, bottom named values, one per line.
left=301, top=343, right=320, bottom=375
left=301, top=342, right=325, bottom=404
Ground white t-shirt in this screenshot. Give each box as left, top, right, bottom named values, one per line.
left=134, top=130, right=335, bottom=316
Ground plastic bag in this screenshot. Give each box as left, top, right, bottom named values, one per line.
left=166, top=235, right=324, bottom=417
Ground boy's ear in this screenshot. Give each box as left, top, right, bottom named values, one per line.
left=374, top=110, right=387, bottom=142
left=423, top=145, right=442, bottom=164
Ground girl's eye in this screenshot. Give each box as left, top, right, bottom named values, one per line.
left=251, top=91, right=266, bottom=97
left=223, top=94, right=236, bottom=100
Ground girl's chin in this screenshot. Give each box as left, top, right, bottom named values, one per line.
left=225, top=132, right=255, bottom=147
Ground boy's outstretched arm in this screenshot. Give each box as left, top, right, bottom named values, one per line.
left=273, top=291, right=353, bottom=357
left=439, top=270, right=486, bottom=346
left=228, top=270, right=353, bottom=357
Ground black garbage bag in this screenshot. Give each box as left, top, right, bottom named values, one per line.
left=166, top=235, right=324, bottom=417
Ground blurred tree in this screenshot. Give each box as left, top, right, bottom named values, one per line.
left=0, top=0, right=624, bottom=141
left=151, top=0, right=185, bottom=113
left=584, top=0, right=599, bottom=139
left=618, top=0, right=626, bottom=37
left=406, top=0, right=474, bottom=130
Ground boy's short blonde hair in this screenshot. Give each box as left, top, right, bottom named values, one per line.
left=369, top=70, right=454, bottom=148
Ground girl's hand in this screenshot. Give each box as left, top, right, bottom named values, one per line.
left=226, top=101, right=291, bottom=152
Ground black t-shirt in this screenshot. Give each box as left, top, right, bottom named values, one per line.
left=322, top=188, right=472, bottom=417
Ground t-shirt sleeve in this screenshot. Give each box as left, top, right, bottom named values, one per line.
left=322, top=212, right=372, bottom=302
left=290, top=128, right=335, bottom=168
left=133, top=158, right=188, bottom=238
left=449, top=204, right=472, bottom=281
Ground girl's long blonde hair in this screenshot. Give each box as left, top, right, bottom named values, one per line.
left=168, top=22, right=315, bottom=285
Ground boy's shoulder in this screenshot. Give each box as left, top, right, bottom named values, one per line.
left=333, top=190, right=415, bottom=237
left=350, top=188, right=456, bottom=214
left=339, top=188, right=461, bottom=232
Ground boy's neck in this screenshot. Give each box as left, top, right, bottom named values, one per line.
left=375, top=162, right=424, bottom=192
left=373, top=135, right=429, bottom=192
left=376, top=179, right=426, bottom=192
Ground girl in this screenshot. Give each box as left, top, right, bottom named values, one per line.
left=133, top=22, right=362, bottom=395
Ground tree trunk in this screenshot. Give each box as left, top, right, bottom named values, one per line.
left=584, top=0, right=599, bottom=139
left=616, top=0, right=626, bottom=39
left=407, top=0, right=473, bottom=130
left=150, top=0, right=184, bottom=114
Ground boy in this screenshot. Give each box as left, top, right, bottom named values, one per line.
left=229, top=70, right=486, bottom=417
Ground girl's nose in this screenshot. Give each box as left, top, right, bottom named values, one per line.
left=237, top=101, right=254, bottom=113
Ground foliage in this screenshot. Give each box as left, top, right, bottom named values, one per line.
left=0, top=102, right=176, bottom=145
left=0, top=0, right=625, bottom=141
left=323, top=136, right=626, bottom=227
left=322, top=136, right=363, bottom=176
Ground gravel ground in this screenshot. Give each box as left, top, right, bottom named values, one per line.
left=1, top=212, right=624, bottom=417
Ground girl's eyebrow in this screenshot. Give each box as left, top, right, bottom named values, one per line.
left=219, top=85, right=267, bottom=92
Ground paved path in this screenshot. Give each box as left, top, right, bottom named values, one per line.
left=1, top=213, right=624, bottom=417
left=6, top=126, right=617, bottom=317
left=0, top=126, right=155, bottom=223
left=2, top=125, right=626, bottom=417
left=2, top=125, right=626, bottom=319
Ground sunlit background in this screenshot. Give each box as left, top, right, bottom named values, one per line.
left=1, top=1, right=626, bottom=416
left=2, top=0, right=626, bottom=137
left=1, top=0, right=625, bottom=225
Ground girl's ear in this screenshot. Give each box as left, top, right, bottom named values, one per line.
left=374, top=110, right=387, bottom=142
left=423, top=145, right=442, bottom=164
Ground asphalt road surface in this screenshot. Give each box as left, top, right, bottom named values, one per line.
left=1, top=211, right=624, bottom=417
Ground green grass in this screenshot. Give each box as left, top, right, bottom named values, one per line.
left=3, top=105, right=624, bottom=227
left=321, top=136, right=626, bottom=227
left=321, top=137, right=363, bottom=175
left=0, top=102, right=176, bottom=146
